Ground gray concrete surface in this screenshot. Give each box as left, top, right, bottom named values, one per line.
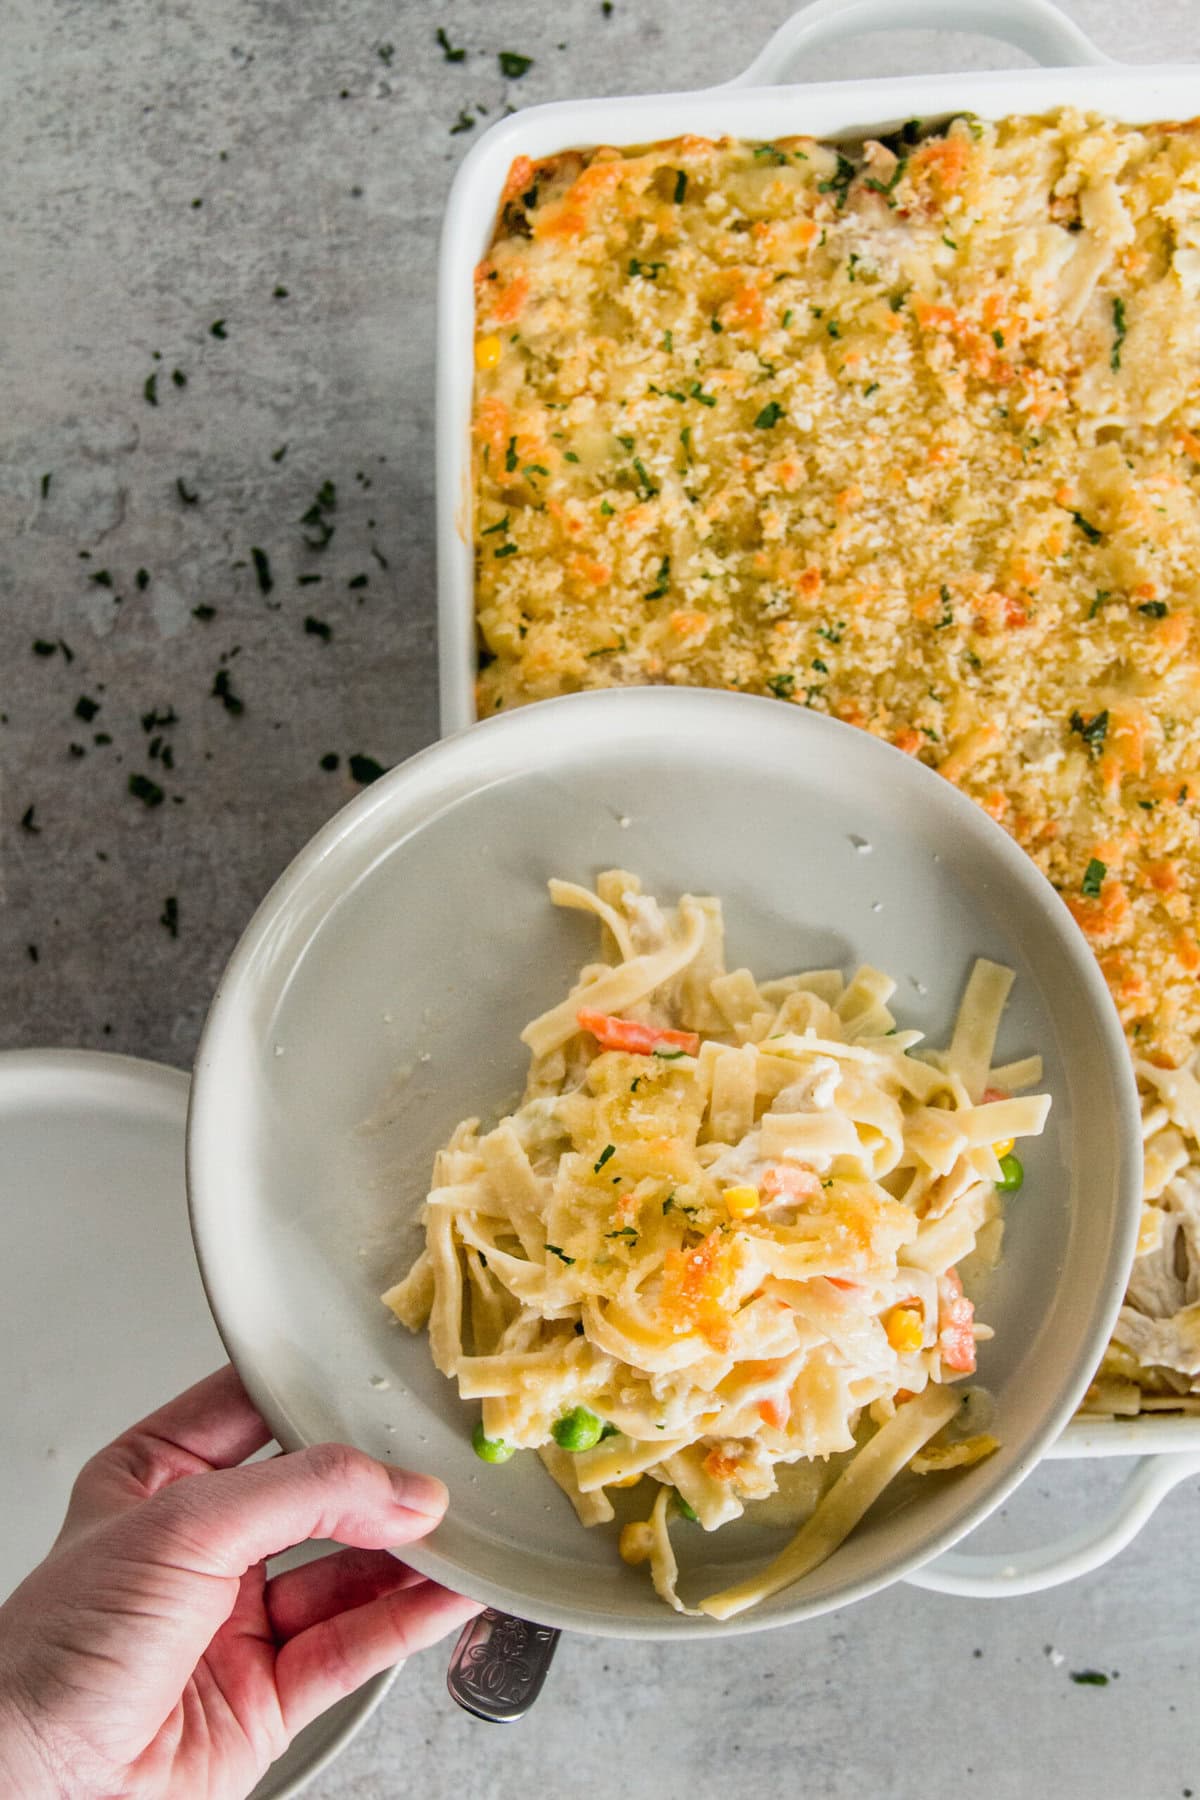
left=4, top=2, right=1199, bottom=1795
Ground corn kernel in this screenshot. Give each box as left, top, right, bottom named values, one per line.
left=724, top=1184, right=760, bottom=1219
left=475, top=333, right=503, bottom=370
left=991, top=1136, right=1015, bottom=1158
left=884, top=1304, right=925, bottom=1355
left=610, top=1472, right=643, bottom=1489
left=618, top=1521, right=655, bottom=1566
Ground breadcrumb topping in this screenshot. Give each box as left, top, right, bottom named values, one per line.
left=473, top=110, right=1200, bottom=1070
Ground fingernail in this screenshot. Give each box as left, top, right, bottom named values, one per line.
left=387, top=1467, right=448, bottom=1517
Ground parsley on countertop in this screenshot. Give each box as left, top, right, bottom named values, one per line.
left=211, top=669, right=244, bottom=715
left=128, top=773, right=164, bottom=808
left=250, top=547, right=273, bottom=595
left=498, top=50, right=533, bottom=78
left=349, top=753, right=385, bottom=785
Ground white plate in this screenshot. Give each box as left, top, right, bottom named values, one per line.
left=0, top=1050, right=396, bottom=1800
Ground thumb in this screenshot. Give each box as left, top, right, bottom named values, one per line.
left=132, top=1443, right=447, bottom=1582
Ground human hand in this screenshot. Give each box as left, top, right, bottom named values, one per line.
left=0, top=1366, right=480, bottom=1799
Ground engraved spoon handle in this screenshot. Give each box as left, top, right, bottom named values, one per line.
left=446, top=1607, right=561, bottom=1722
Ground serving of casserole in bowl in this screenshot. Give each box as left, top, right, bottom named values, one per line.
left=187, top=688, right=1141, bottom=1636
left=436, top=0, right=1200, bottom=1589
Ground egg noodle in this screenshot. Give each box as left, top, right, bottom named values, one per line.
left=383, top=873, right=1049, bottom=1615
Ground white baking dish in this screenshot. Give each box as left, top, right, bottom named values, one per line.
left=434, top=0, right=1200, bottom=1595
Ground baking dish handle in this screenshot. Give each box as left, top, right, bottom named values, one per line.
left=902, top=1450, right=1200, bottom=1598
left=727, top=0, right=1114, bottom=88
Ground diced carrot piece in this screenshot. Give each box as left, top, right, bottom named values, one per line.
left=473, top=395, right=510, bottom=458
left=501, top=155, right=535, bottom=204
left=1066, top=878, right=1130, bottom=946
left=569, top=554, right=612, bottom=588
left=913, top=134, right=969, bottom=189
left=728, top=284, right=765, bottom=330
left=491, top=270, right=530, bottom=325
left=914, top=300, right=958, bottom=331
left=1176, top=931, right=1200, bottom=974
left=703, top=1447, right=741, bottom=1481
left=1146, top=859, right=1180, bottom=896
left=576, top=1009, right=700, bottom=1057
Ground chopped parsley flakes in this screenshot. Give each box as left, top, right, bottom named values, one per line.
left=1069, top=709, right=1109, bottom=755
left=349, top=753, right=385, bottom=785
left=1081, top=857, right=1107, bottom=898
left=498, top=51, right=533, bottom=78
left=251, top=547, right=273, bottom=595
left=128, top=773, right=164, bottom=808
left=211, top=669, right=244, bottom=715
left=1111, top=297, right=1127, bottom=372
left=817, top=152, right=856, bottom=209
left=644, top=555, right=671, bottom=600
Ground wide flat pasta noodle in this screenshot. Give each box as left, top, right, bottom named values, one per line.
left=698, top=1385, right=959, bottom=1619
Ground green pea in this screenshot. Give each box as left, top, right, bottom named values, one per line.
left=599, top=1422, right=621, bottom=1441
left=472, top=1419, right=515, bottom=1463
left=552, top=1405, right=606, bottom=1452
left=996, top=1152, right=1024, bottom=1193
left=674, top=1494, right=698, bottom=1523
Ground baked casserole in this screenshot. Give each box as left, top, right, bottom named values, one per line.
left=470, top=109, right=1200, bottom=1416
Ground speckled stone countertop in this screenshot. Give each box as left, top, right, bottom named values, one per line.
left=4, top=3, right=1200, bottom=1796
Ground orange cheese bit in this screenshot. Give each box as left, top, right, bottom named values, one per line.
left=660, top=1230, right=738, bottom=1352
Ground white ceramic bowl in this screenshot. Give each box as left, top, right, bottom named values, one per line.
left=188, top=688, right=1141, bottom=1638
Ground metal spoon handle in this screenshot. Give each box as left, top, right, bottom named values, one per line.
left=446, top=1607, right=561, bottom=1722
